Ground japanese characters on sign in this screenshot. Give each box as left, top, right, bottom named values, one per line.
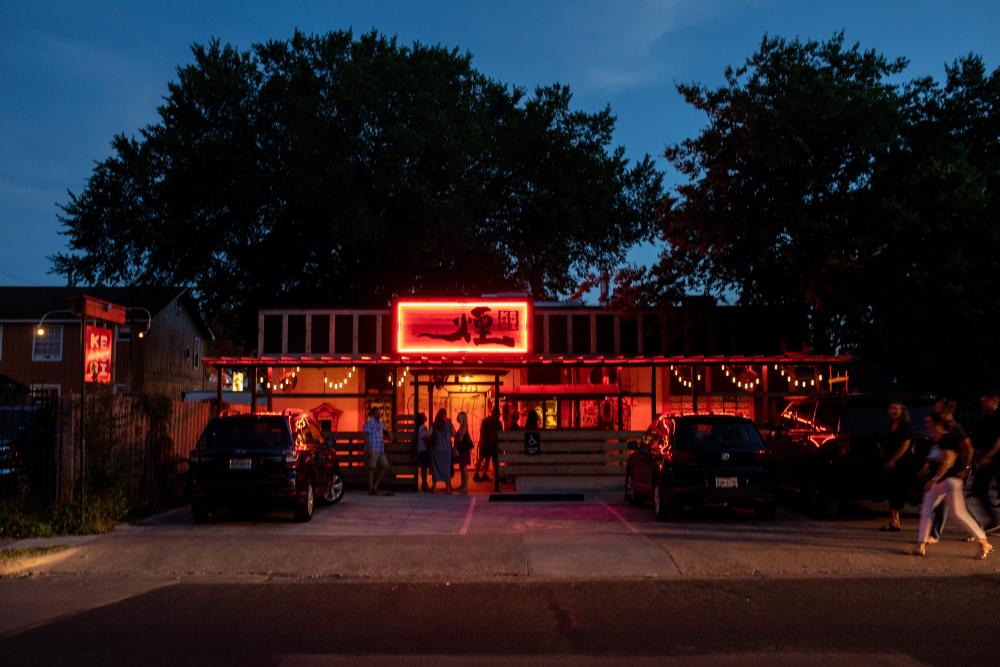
left=395, top=300, right=531, bottom=354
left=85, top=325, right=113, bottom=384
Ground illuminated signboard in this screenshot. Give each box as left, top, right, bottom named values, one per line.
left=85, top=325, right=113, bottom=384
left=396, top=300, right=531, bottom=354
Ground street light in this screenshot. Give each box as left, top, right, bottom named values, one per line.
left=34, top=309, right=76, bottom=339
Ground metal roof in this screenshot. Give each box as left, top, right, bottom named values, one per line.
left=203, top=353, right=851, bottom=368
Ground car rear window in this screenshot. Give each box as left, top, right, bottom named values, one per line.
left=844, top=400, right=935, bottom=438
left=199, top=417, right=289, bottom=450
left=673, top=419, right=763, bottom=450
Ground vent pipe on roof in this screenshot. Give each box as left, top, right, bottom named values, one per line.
left=598, top=267, right=610, bottom=307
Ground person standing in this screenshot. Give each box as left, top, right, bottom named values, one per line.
left=508, top=410, right=521, bottom=431
left=880, top=402, right=913, bottom=532
left=455, top=411, right=474, bottom=493
left=525, top=408, right=541, bottom=430
left=970, top=391, right=1000, bottom=533
left=912, top=414, right=992, bottom=559
left=429, top=408, right=455, bottom=494
left=414, top=412, right=430, bottom=492
left=475, top=406, right=501, bottom=483
left=363, top=407, right=392, bottom=496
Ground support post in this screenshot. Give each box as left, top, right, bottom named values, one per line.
left=250, top=367, right=258, bottom=414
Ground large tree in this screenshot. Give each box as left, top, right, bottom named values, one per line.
left=54, top=30, right=663, bottom=348
left=655, top=32, right=1000, bottom=392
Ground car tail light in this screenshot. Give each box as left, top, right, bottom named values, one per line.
left=753, top=448, right=771, bottom=463
left=664, top=448, right=697, bottom=464
left=285, top=443, right=309, bottom=465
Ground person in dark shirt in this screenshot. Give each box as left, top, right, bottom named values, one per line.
left=913, top=414, right=992, bottom=559
left=880, top=403, right=913, bottom=532
left=970, top=391, right=1000, bottom=533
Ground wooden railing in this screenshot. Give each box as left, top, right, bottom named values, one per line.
left=496, top=430, right=643, bottom=486
left=327, top=431, right=418, bottom=490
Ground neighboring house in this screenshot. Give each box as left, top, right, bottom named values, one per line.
left=0, top=287, right=214, bottom=399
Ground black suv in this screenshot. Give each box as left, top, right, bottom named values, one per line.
left=625, top=415, right=776, bottom=521
left=765, top=394, right=936, bottom=519
left=189, top=411, right=344, bottom=523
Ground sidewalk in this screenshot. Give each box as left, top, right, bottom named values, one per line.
left=5, top=491, right=998, bottom=581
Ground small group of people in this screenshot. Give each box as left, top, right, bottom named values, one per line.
left=414, top=406, right=504, bottom=493
left=881, top=392, right=999, bottom=560
left=362, top=404, right=543, bottom=496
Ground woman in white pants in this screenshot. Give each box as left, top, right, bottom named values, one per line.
left=915, top=413, right=993, bottom=559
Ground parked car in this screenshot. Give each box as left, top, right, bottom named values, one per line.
left=764, top=394, right=936, bottom=519
left=189, top=410, right=344, bottom=523
left=625, top=415, right=776, bottom=521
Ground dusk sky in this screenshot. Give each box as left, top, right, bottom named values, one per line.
left=2, top=0, right=998, bottom=287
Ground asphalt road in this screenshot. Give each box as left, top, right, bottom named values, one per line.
left=2, top=576, right=998, bottom=666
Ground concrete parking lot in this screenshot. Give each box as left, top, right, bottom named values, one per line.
left=7, top=490, right=998, bottom=582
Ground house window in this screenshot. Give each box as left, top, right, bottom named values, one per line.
left=193, top=336, right=201, bottom=369
left=29, top=384, right=61, bottom=398
left=33, top=324, right=63, bottom=361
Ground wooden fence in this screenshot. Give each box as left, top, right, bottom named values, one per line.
left=329, top=432, right=418, bottom=490
left=497, top=430, right=644, bottom=482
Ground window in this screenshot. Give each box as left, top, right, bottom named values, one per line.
left=29, top=384, right=61, bottom=397
left=311, top=315, right=330, bottom=354
left=193, top=336, right=201, bottom=369
left=334, top=315, right=353, bottom=354
left=595, top=315, right=615, bottom=354
left=262, top=315, right=282, bottom=354
left=287, top=315, right=306, bottom=354
left=33, top=324, right=63, bottom=361
left=117, top=325, right=131, bottom=342
left=358, top=315, right=377, bottom=354
left=548, top=315, right=568, bottom=354
left=572, top=315, right=591, bottom=354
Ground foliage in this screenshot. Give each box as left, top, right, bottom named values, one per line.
left=52, top=30, right=664, bottom=349
left=0, top=486, right=129, bottom=539
left=656, top=32, right=1000, bottom=392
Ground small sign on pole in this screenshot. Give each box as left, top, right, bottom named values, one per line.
left=524, top=431, right=541, bottom=455
left=85, top=325, right=113, bottom=384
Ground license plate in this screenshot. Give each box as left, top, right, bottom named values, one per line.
left=715, top=476, right=738, bottom=489
left=229, top=458, right=252, bottom=470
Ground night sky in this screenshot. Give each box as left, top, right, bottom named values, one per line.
left=2, top=0, right=998, bottom=286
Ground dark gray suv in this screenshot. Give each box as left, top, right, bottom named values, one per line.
left=765, top=395, right=936, bottom=519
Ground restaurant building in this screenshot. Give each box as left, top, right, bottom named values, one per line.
left=203, top=297, right=851, bottom=441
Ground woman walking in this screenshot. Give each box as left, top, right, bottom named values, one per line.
left=880, top=403, right=913, bottom=532
left=913, top=413, right=992, bottom=559
left=415, top=413, right=430, bottom=492
left=455, top=411, right=474, bottom=493
left=429, top=408, right=455, bottom=494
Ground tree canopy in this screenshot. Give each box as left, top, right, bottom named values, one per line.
left=54, top=30, right=663, bottom=348
left=654, top=32, right=1000, bottom=392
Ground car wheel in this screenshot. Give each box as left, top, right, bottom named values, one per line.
left=803, top=469, right=839, bottom=520
left=653, top=481, right=676, bottom=522
left=625, top=468, right=641, bottom=505
left=191, top=499, right=210, bottom=524
left=323, top=471, right=345, bottom=505
left=754, top=501, right=777, bottom=520
left=294, top=480, right=315, bottom=522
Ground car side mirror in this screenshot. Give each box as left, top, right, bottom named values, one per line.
left=627, top=440, right=638, bottom=451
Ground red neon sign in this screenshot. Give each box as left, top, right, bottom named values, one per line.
left=85, top=325, right=113, bottom=384
left=396, top=300, right=531, bottom=354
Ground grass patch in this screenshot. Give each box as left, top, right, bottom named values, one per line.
left=0, top=545, right=65, bottom=564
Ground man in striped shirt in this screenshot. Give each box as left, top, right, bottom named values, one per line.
left=364, top=407, right=392, bottom=495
